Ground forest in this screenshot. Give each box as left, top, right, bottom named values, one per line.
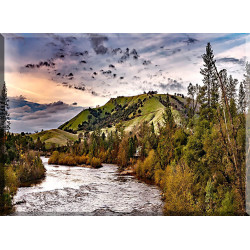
left=0, top=43, right=249, bottom=215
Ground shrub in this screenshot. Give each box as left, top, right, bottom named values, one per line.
left=134, top=160, right=143, bottom=177
left=77, top=155, right=88, bottom=165
left=163, top=164, right=198, bottom=215
left=134, top=150, right=156, bottom=180
left=141, top=150, right=156, bottom=180
left=17, top=151, right=46, bottom=184
left=218, top=190, right=239, bottom=215
left=154, top=166, right=165, bottom=188
left=117, top=137, right=129, bottom=169
left=64, top=155, right=77, bottom=166
left=48, top=152, right=102, bottom=168
left=90, top=157, right=102, bottom=168
left=48, top=151, right=60, bottom=164
left=5, top=166, right=18, bottom=197
left=85, top=155, right=91, bottom=165
left=99, top=151, right=108, bottom=162
left=58, top=153, right=66, bottom=165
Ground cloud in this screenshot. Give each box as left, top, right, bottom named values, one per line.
left=10, top=105, right=31, bottom=113
left=183, top=37, right=199, bottom=45
left=117, top=48, right=140, bottom=63
left=216, top=57, right=245, bottom=65
left=153, top=78, right=185, bottom=92
left=143, top=60, right=151, bottom=65
left=112, top=48, right=122, bottom=55
left=9, top=97, right=83, bottom=133
left=46, top=34, right=77, bottom=47
left=22, top=101, right=72, bottom=120
left=91, top=91, right=99, bottom=96
left=89, top=34, right=108, bottom=55
left=71, top=51, right=88, bottom=57
left=25, top=60, right=56, bottom=69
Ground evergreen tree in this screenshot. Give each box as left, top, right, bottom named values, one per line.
left=238, top=82, right=246, bottom=114
left=128, top=136, right=136, bottom=159
left=227, top=75, right=237, bottom=101
left=210, top=77, right=219, bottom=109
left=163, top=94, right=174, bottom=128
left=35, top=136, right=42, bottom=150
left=225, top=74, right=238, bottom=118
left=0, top=82, right=10, bottom=213
left=0, top=82, right=10, bottom=132
left=218, top=69, right=228, bottom=106
left=200, top=43, right=216, bottom=107
left=149, top=123, right=158, bottom=149
left=157, top=95, right=176, bottom=169
left=243, top=62, right=250, bottom=112
left=187, top=83, right=199, bottom=117
left=200, top=43, right=218, bottom=118
left=101, top=132, right=106, bottom=141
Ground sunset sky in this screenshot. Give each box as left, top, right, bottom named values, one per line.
left=4, top=33, right=249, bottom=133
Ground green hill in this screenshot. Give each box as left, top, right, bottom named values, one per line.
left=59, top=93, right=188, bottom=133
left=30, top=129, right=78, bottom=149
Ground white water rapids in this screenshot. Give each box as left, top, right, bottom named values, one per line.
left=13, top=157, right=163, bottom=215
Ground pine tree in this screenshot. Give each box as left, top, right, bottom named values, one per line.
left=187, top=83, right=199, bottom=117
left=101, top=132, right=106, bottom=141
left=163, top=94, right=174, bottom=128
left=0, top=82, right=10, bottom=132
left=0, top=82, right=10, bottom=213
left=210, top=77, right=219, bottom=109
left=149, top=122, right=158, bottom=150
left=238, top=82, right=246, bottom=114
left=227, top=75, right=237, bottom=101
left=221, top=73, right=238, bottom=118
left=200, top=43, right=217, bottom=110
left=157, top=95, right=175, bottom=169
left=128, top=137, right=135, bottom=159
left=243, top=62, right=250, bottom=112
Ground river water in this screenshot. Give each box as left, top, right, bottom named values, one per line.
left=13, top=157, right=163, bottom=215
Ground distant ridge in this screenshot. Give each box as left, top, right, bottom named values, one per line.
left=30, top=129, right=78, bottom=149
left=59, top=93, right=188, bottom=133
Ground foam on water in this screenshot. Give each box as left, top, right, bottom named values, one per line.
left=13, top=157, right=163, bottom=215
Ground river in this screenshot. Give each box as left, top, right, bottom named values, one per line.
left=12, top=157, right=163, bottom=215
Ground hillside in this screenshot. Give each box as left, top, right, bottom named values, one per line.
left=30, top=129, right=78, bottom=149
left=59, top=93, right=188, bottom=133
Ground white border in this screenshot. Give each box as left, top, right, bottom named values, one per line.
left=1, top=0, right=250, bottom=33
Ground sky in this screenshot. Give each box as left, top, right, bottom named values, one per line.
left=4, top=33, right=250, bottom=133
